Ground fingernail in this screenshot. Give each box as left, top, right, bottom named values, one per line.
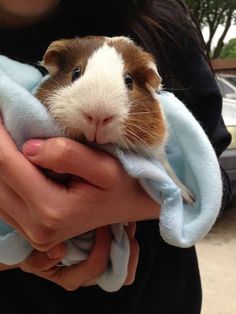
left=47, top=245, right=66, bottom=259
left=23, top=139, right=44, bottom=156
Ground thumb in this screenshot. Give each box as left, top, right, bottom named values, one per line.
left=23, top=137, right=121, bottom=188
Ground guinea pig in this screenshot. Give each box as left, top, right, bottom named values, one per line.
left=35, top=35, right=194, bottom=204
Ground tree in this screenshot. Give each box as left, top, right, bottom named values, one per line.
left=185, top=0, right=236, bottom=58
left=220, top=38, right=236, bottom=58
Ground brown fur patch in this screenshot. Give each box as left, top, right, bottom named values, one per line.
left=107, top=37, right=161, bottom=89
left=106, top=37, right=166, bottom=148
left=123, top=87, right=166, bottom=148
left=36, top=36, right=105, bottom=106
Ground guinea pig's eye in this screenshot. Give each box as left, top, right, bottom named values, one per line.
left=124, top=73, right=133, bottom=90
left=72, top=66, right=81, bottom=82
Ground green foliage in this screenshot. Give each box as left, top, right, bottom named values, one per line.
left=185, top=0, right=236, bottom=29
left=220, top=38, right=236, bottom=58
left=185, top=0, right=236, bottom=58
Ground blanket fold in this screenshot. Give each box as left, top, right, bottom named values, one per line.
left=0, top=55, right=222, bottom=292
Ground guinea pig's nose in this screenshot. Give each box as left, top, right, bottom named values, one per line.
left=83, top=112, right=114, bottom=127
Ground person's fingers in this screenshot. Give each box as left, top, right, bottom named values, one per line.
left=80, top=224, right=139, bottom=288
left=124, top=223, right=139, bottom=285
left=0, top=122, right=60, bottom=201
left=23, top=138, right=123, bottom=189
left=125, top=238, right=139, bottom=285
left=41, top=226, right=112, bottom=291
left=19, top=243, right=66, bottom=273
left=0, top=207, right=23, bottom=232
left=0, top=166, right=67, bottom=247
left=0, top=179, right=30, bottom=235
left=81, top=279, right=97, bottom=287
left=80, top=226, right=112, bottom=280
left=0, top=178, right=26, bottom=211
left=125, top=222, right=136, bottom=238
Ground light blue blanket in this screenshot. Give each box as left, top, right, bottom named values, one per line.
left=0, top=55, right=222, bottom=292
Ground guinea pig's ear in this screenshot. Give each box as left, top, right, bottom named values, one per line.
left=145, top=62, right=162, bottom=92
left=40, top=39, right=75, bottom=75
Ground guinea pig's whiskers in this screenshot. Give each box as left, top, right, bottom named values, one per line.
left=161, top=87, right=191, bottom=92
left=124, top=138, right=145, bottom=159
left=36, top=84, right=67, bottom=103
left=123, top=129, right=152, bottom=158
left=49, top=77, right=68, bottom=90
left=56, top=120, right=67, bottom=131
left=125, top=130, right=150, bottom=149
left=36, top=87, right=58, bottom=95
left=120, top=137, right=137, bottom=153
left=121, top=133, right=140, bottom=154
left=125, top=122, right=161, bottom=140
left=129, top=95, right=150, bottom=106
left=128, top=111, right=162, bottom=116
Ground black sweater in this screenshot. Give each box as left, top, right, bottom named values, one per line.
left=0, top=2, right=231, bottom=314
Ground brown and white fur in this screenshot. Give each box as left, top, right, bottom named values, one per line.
left=35, top=36, right=194, bottom=204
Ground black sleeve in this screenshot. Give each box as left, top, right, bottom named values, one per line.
left=169, top=52, right=231, bottom=156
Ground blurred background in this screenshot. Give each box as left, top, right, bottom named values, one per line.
left=185, top=1, right=236, bottom=313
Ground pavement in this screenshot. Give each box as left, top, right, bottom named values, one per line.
left=196, top=194, right=236, bottom=314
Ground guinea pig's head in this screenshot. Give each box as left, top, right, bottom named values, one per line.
left=37, top=36, right=166, bottom=150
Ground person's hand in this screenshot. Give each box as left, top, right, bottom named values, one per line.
left=0, top=121, right=160, bottom=251
left=18, top=224, right=139, bottom=291
left=18, top=226, right=111, bottom=291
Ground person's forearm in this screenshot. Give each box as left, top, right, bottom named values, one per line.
left=0, top=263, right=17, bottom=271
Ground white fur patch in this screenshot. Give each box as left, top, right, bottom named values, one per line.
left=47, top=43, right=130, bottom=144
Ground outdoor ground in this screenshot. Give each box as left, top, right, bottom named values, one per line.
left=196, top=194, right=236, bottom=314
